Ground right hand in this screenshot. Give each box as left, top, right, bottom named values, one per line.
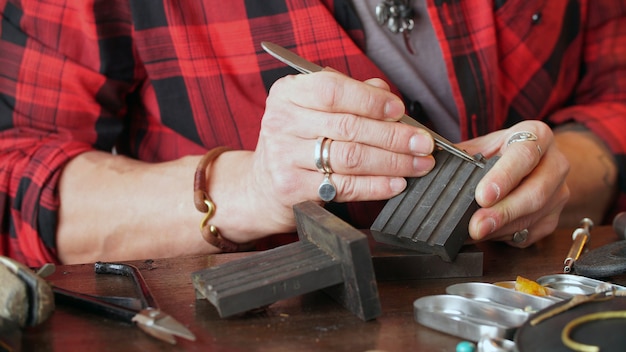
left=219, top=70, right=436, bottom=241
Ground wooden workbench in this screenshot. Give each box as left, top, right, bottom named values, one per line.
left=17, top=225, right=626, bottom=351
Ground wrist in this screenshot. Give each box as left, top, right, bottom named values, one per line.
left=194, top=147, right=256, bottom=252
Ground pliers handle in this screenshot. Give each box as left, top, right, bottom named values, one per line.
left=53, top=262, right=195, bottom=344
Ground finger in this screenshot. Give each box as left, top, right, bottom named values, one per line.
left=470, top=145, right=569, bottom=239
left=305, top=137, right=435, bottom=176
left=470, top=178, right=569, bottom=242
left=328, top=139, right=435, bottom=176
left=264, top=133, right=434, bottom=184
left=475, top=122, right=553, bottom=207
left=363, top=77, right=392, bottom=91
left=270, top=71, right=406, bottom=121
left=264, top=74, right=434, bottom=157
left=268, top=105, right=435, bottom=157
left=488, top=204, right=564, bottom=248
left=320, top=70, right=392, bottom=92
left=506, top=211, right=562, bottom=248
left=297, top=136, right=435, bottom=182
left=307, top=171, right=408, bottom=203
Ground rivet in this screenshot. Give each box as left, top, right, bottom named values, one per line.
left=531, top=12, right=542, bottom=24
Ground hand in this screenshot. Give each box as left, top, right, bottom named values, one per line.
left=243, top=71, right=436, bottom=235
left=458, top=120, right=570, bottom=247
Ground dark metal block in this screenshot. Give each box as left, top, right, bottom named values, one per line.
left=369, top=238, right=484, bottom=280
left=371, top=152, right=498, bottom=262
left=191, top=201, right=381, bottom=321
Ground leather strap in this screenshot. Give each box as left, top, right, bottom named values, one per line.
left=193, top=147, right=249, bottom=252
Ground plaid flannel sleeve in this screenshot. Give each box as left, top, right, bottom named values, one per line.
left=548, top=0, right=626, bottom=217
left=0, top=0, right=136, bottom=266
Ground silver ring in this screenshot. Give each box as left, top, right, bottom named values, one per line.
left=321, top=137, right=333, bottom=173
left=506, top=131, right=538, bottom=147
left=512, top=229, right=529, bottom=243
left=318, top=173, right=337, bottom=202
left=315, top=137, right=334, bottom=173
left=314, top=137, right=326, bottom=173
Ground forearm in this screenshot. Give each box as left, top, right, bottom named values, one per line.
left=56, top=149, right=293, bottom=264
left=554, top=125, right=618, bottom=227
left=57, top=151, right=212, bottom=264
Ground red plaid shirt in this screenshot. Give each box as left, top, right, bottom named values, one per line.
left=1, top=0, right=625, bottom=266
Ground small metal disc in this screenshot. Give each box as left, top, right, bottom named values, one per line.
left=318, top=173, right=336, bottom=202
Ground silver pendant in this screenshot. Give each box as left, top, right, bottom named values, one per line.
left=375, top=0, right=415, bottom=53
left=375, top=0, right=415, bottom=34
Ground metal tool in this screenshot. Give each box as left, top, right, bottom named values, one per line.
left=563, top=218, right=593, bottom=273
left=529, top=288, right=619, bottom=326
left=53, top=262, right=195, bottom=345
left=0, top=256, right=55, bottom=328
left=260, top=41, right=484, bottom=168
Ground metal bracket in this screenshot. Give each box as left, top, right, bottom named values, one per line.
left=191, top=201, right=381, bottom=321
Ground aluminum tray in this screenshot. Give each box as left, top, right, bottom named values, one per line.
left=413, top=294, right=528, bottom=341
left=446, top=282, right=556, bottom=314
left=536, top=274, right=626, bottom=295
left=492, top=280, right=573, bottom=301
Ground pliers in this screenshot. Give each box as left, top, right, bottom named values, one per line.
left=53, top=262, right=196, bottom=344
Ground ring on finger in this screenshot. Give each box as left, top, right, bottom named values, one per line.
left=506, top=131, right=542, bottom=157
left=318, top=172, right=337, bottom=202
left=507, top=131, right=538, bottom=146
left=321, top=137, right=334, bottom=173
left=512, top=228, right=529, bottom=244
left=314, top=137, right=334, bottom=173
left=314, top=137, right=326, bottom=173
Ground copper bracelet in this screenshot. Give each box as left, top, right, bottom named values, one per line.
left=193, top=147, right=242, bottom=252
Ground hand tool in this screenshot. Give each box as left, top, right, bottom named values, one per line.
left=53, top=262, right=195, bottom=345
left=0, top=256, right=54, bottom=327
left=261, top=41, right=484, bottom=168
left=529, top=286, right=623, bottom=326
left=563, top=218, right=592, bottom=273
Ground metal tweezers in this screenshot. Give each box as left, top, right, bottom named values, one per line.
left=261, top=41, right=484, bottom=168
left=53, top=262, right=195, bottom=344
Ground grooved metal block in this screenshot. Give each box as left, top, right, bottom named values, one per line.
left=192, top=201, right=381, bottom=321
left=371, top=152, right=498, bottom=262
left=369, top=239, right=484, bottom=280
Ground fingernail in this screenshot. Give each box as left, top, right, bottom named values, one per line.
left=389, top=177, right=407, bottom=193
left=489, top=183, right=501, bottom=202
left=384, top=99, right=404, bottom=119
left=477, top=182, right=500, bottom=206
left=413, top=156, right=435, bottom=175
left=409, top=131, right=434, bottom=155
left=478, top=217, right=496, bottom=238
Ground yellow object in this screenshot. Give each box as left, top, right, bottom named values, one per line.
left=515, top=276, right=548, bottom=297
left=561, top=310, right=626, bottom=352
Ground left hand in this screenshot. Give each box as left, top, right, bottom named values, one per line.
left=457, top=120, right=570, bottom=247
